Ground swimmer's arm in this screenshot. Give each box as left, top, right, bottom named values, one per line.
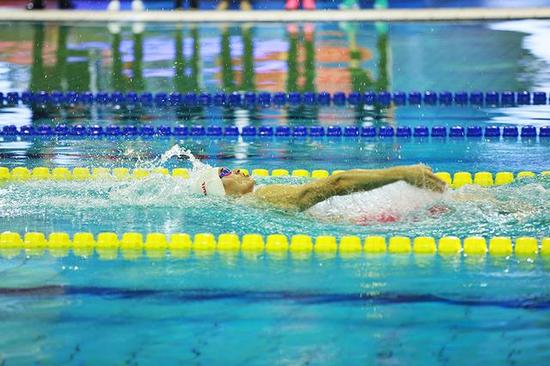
left=256, top=165, right=446, bottom=211
left=335, top=165, right=446, bottom=195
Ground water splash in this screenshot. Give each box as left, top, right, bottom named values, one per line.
left=139, top=144, right=211, bottom=174
left=110, top=144, right=219, bottom=205
left=0, top=144, right=223, bottom=221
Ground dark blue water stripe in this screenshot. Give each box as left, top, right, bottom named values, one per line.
left=1, top=124, right=548, bottom=139
left=1, top=91, right=548, bottom=107
left=0, top=285, right=548, bottom=310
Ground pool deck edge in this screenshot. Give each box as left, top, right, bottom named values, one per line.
left=1, top=8, right=550, bottom=23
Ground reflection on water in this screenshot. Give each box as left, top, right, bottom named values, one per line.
left=1, top=21, right=535, bottom=95
left=1, top=21, right=392, bottom=126
left=28, top=24, right=92, bottom=123
left=0, top=20, right=539, bottom=128
left=21, top=22, right=390, bottom=93
left=174, top=26, right=205, bottom=123
left=30, top=24, right=90, bottom=93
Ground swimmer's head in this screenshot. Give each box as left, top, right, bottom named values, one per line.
left=219, top=167, right=255, bottom=196
left=190, top=167, right=255, bottom=197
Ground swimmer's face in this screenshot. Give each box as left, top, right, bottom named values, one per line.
left=219, top=168, right=255, bottom=196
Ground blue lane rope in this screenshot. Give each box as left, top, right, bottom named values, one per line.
left=1, top=124, right=548, bottom=139
left=0, top=90, right=549, bottom=107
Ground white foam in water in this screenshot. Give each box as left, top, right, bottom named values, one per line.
left=139, top=144, right=210, bottom=173
left=0, top=144, right=218, bottom=214
left=124, top=143, right=219, bottom=194
left=109, top=144, right=217, bottom=205
left=307, top=181, right=447, bottom=224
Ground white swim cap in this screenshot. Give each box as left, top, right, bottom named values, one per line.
left=190, top=167, right=226, bottom=197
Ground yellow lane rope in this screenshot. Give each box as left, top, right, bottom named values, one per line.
left=0, top=167, right=548, bottom=188
left=0, top=232, right=548, bottom=259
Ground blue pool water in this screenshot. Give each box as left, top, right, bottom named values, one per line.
left=1, top=254, right=549, bottom=364
left=0, top=19, right=549, bottom=364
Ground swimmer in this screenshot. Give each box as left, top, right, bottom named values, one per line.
left=190, top=164, right=447, bottom=211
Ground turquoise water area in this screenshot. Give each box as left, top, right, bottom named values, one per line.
left=0, top=19, right=549, bottom=365
left=1, top=254, right=549, bottom=365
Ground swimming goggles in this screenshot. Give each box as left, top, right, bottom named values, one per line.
left=219, top=167, right=232, bottom=179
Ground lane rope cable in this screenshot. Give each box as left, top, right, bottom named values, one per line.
left=2, top=124, right=549, bottom=139
left=1, top=90, right=549, bottom=108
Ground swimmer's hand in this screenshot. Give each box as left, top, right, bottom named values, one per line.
left=399, top=165, right=447, bottom=193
